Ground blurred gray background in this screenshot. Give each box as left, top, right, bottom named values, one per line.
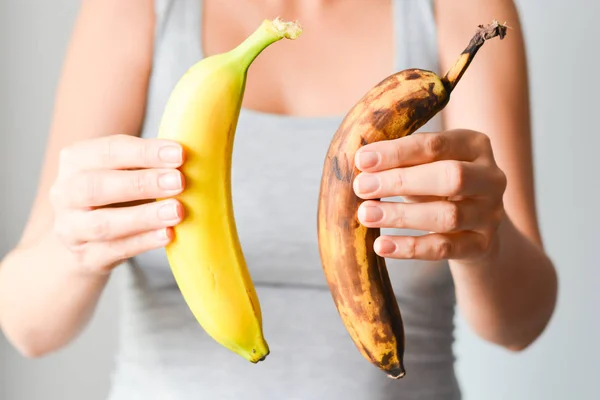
left=1, top=0, right=598, bottom=399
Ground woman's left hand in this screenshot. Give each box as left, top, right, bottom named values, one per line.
left=353, top=129, right=508, bottom=262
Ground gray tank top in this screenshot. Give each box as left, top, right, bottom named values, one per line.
left=107, top=1, right=461, bottom=399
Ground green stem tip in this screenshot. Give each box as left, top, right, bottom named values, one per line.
left=270, top=17, right=303, bottom=40
left=231, top=17, right=303, bottom=68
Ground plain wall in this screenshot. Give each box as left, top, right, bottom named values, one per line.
left=1, top=0, right=598, bottom=399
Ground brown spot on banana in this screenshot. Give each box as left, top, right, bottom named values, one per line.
left=317, top=20, right=508, bottom=380
left=331, top=155, right=353, bottom=183
left=356, top=70, right=450, bottom=142
left=404, top=70, right=423, bottom=80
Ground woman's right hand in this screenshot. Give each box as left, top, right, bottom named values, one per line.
left=49, top=134, right=186, bottom=275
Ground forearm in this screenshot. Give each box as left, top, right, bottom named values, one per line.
left=450, top=214, right=557, bottom=350
left=0, top=232, right=109, bottom=357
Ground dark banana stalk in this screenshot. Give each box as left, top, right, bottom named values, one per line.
left=317, top=20, right=508, bottom=379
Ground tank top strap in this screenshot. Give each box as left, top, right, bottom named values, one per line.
left=141, top=0, right=203, bottom=143
left=391, top=0, right=440, bottom=74
left=152, top=0, right=202, bottom=58
left=152, top=0, right=172, bottom=42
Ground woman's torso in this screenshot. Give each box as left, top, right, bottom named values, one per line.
left=107, top=1, right=461, bottom=399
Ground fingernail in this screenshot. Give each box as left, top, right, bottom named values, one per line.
left=158, top=201, right=179, bottom=221
left=378, top=239, right=396, bottom=254
left=356, top=152, right=379, bottom=169
left=159, top=146, right=183, bottom=164
left=355, top=175, right=380, bottom=194
left=358, top=205, right=383, bottom=223
left=156, top=228, right=170, bottom=241
left=159, top=172, right=182, bottom=191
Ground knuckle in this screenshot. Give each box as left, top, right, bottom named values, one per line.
left=58, top=146, right=74, bottom=166
left=493, top=203, right=506, bottom=225
left=89, top=213, right=110, bottom=241
left=56, top=172, right=99, bottom=208
left=442, top=202, right=460, bottom=231
left=391, top=141, right=403, bottom=165
left=56, top=234, right=107, bottom=274
left=392, top=170, right=404, bottom=191
left=52, top=218, right=72, bottom=244
left=132, top=171, right=152, bottom=195
left=476, top=132, right=492, bottom=149
left=61, top=238, right=92, bottom=269
left=102, top=136, right=117, bottom=165
left=68, top=241, right=88, bottom=257
left=445, top=161, right=465, bottom=195
left=496, top=168, right=508, bottom=191
left=478, top=234, right=494, bottom=256
left=405, top=236, right=417, bottom=258
left=49, top=182, right=64, bottom=208
left=424, top=134, right=447, bottom=158
left=109, top=134, right=130, bottom=146
left=435, top=239, right=453, bottom=259
left=139, top=140, right=154, bottom=166
left=57, top=147, right=77, bottom=178
left=72, top=245, right=100, bottom=273
left=390, top=206, right=406, bottom=228
left=80, top=173, right=101, bottom=205
left=102, top=134, right=130, bottom=165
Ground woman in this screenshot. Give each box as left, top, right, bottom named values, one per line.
left=0, top=0, right=557, bottom=398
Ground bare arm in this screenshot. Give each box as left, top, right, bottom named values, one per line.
left=435, top=0, right=558, bottom=350
left=0, top=0, right=156, bottom=357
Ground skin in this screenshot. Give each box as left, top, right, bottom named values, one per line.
left=0, top=0, right=556, bottom=360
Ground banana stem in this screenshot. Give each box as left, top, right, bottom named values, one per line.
left=441, top=20, right=509, bottom=92
left=230, top=17, right=303, bottom=69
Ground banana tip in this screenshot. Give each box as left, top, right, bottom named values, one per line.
left=250, top=348, right=270, bottom=364
left=386, top=367, right=406, bottom=380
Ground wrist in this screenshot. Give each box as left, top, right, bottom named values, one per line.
left=0, top=231, right=111, bottom=356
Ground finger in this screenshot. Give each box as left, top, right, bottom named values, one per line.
left=59, top=168, right=184, bottom=208
left=355, top=130, right=484, bottom=172
left=102, top=199, right=154, bottom=209
left=358, top=198, right=488, bottom=233
left=64, top=199, right=184, bottom=243
left=398, top=195, right=443, bottom=203
left=373, top=231, right=489, bottom=261
left=354, top=160, right=504, bottom=199
left=400, top=195, right=468, bottom=203
left=74, top=227, right=175, bottom=274
left=58, top=134, right=184, bottom=176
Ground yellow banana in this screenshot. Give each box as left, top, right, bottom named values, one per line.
left=317, top=21, right=508, bottom=378
left=156, top=18, right=302, bottom=363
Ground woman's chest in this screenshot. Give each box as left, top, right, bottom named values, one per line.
left=201, top=0, right=396, bottom=117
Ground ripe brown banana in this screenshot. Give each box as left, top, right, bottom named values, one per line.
left=317, top=20, right=508, bottom=379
